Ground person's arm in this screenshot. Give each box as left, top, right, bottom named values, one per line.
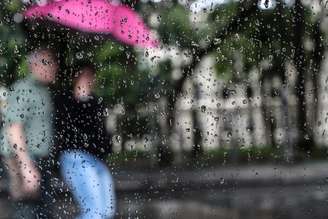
left=7, top=123, right=40, bottom=194
left=4, top=84, right=41, bottom=195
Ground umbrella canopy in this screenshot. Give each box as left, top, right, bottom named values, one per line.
left=24, top=0, right=158, bottom=48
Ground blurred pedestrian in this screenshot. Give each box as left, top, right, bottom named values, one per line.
left=54, top=63, right=116, bottom=219
left=0, top=86, right=22, bottom=199
left=0, top=48, right=58, bottom=218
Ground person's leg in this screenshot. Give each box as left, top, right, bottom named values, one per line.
left=94, top=158, right=116, bottom=219
left=60, top=151, right=106, bottom=219
left=11, top=158, right=54, bottom=219
left=3, top=158, right=24, bottom=200
left=34, top=158, right=56, bottom=219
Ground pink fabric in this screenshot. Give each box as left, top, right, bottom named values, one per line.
left=24, top=0, right=157, bottom=48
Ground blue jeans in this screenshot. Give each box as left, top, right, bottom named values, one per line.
left=59, top=150, right=116, bottom=219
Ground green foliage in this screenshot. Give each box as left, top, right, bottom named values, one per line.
left=106, top=150, right=152, bottom=169
left=3, top=0, right=22, bottom=12
left=213, top=2, right=316, bottom=82
left=0, top=1, right=26, bottom=85
left=94, top=41, right=159, bottom=106
left=17, top=58, right=29, bottom=78
left=208, top=1, right=238, bottom=30
left=215, top=34, right=257, bottom=81
left=158, top=5, right=198, bottom=48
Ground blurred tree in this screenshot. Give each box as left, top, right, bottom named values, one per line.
left=0, top=0, right=26, bottom=85
left=0, top=0, right=327, bottom=165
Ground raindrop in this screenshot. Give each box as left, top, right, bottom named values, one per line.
left=154, top=93, right=160, bottom=99
left=76, top=52, right=84, bottom=60
left=201, top=105, right=206, bottom=113
left=13, top=13, right=24, bottom=23
left=258, top=0, right=276, bottom=10
left=220, top=178, right=225, bottom=185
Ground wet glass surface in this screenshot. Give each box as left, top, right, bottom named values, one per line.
left=1, top=0, right=328, bottom=218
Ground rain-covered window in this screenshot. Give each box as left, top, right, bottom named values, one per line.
left=0, top=0, right=328, bottom=218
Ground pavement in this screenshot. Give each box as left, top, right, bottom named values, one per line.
left=112, top=161, right=328, bottom=192
left=1, top=161, right=328, bottom=218
left=1, top=160, right=328, bottom=194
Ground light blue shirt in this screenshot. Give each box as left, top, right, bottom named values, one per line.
left=0, top=75, right=53, bottom=159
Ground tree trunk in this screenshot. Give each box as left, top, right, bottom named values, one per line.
left=157, top=95, right=174, bottom=167
left=293, top=0, right=314, bottom=153
left=312, top=20, right=324, bottom=145
left=260, top=77, right=275, bottom=147
left=191, top=83, right=203, bottom=159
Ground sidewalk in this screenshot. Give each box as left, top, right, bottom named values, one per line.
left=113, top=161, right=328, bottom=192
left=1, top=161, right=328, bottom=194
left=1, top=161, right=328, bottom=219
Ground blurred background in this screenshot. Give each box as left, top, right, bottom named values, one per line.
left=2, top=0, right=328, bottom=218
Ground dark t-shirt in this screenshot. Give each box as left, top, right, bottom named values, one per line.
left=54, top=91, right=112, bottom=159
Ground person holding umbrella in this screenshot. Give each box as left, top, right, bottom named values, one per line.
left=54, top=62, right=116, bottom=219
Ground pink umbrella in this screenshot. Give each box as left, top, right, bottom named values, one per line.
left=24, top=0, right=158, bottom=48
